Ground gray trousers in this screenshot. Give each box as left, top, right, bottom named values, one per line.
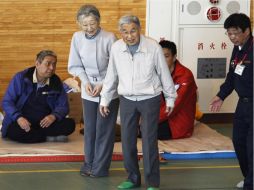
left=81, top=98, right=119, bottom=176
left=120, top=95, right=160, bottom=187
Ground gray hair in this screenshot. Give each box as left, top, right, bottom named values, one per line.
left=118, top=15, right=141, bottom=31
left=76, top=4, right=100, bottom=23
left=36, top=50, right=57, bottom=63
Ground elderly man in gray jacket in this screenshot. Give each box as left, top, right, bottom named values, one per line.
left=100, top=15, right=176, bottom=190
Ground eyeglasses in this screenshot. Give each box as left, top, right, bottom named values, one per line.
left=225, top=30, right=242, bottom=37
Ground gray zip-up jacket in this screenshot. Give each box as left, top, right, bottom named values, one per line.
left=100, top=35, right=177, bottom=107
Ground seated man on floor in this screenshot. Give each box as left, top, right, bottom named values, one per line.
left=1, top=50, right=75, bottom=143
left=158, top=40, right=197, bottom=140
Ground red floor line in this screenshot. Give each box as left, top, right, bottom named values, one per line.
left=0, top=154, right=131, bottom=163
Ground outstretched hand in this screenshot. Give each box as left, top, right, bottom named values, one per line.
left=210, top=96, right=223, bottom=112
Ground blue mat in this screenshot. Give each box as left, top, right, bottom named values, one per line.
left=161, top=151, right=236, bottom=160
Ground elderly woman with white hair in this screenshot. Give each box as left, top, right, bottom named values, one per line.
left=68, top=4, right=119, bottom=177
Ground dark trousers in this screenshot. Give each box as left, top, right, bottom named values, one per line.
left=81, top=98, right=119, bottom=177
left=158, top=120, right=172, bottom=140
left=138, top=120, right=172, bottom=140
left=6, top=118, right=75, bottom=143
left=120, top=95, right=160, bottom=187
left=233, top=99, right=253, bottom=190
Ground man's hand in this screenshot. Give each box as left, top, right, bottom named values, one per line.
left=210, top=96, right=223, bottom=112
left=92, top=84, right=103, bottom=97
left=17, top=117, right=31, bottom=132
left=165, top=106, right=173, bottom=116
left=99, top=105, right=110, bottom=117
left=40, top=114, right=56, bottom=128
left=85, top=83, right=93, bottom=96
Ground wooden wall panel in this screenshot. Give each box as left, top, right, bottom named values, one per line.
left=0, top=0, right=146, bottom=106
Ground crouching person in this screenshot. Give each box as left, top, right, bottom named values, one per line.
left=1, top=50, right=75, bottom=143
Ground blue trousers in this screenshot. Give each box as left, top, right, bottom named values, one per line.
left=120, top=95, right=161, bottom=187
left=81, top=98, right=119, bottom=177
left=233, top=98, right=253, bottom=190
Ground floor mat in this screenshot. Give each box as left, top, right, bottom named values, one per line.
left=0, top=123, right=234, bottom=163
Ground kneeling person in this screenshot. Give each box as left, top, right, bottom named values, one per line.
left=158, top=40, right=197, bottom=140
left=1, top=50, right=75, bottom=143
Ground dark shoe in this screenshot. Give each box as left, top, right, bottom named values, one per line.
left=80, top=171, right=107, bottom=178
left=117, top=181, right=140, bottom=189
left=80, top=170, right=90, bottom=177
left=80, top=172, right=106, bottom=178
left=147, top=187, right=159, bottom=190
left=46, top=135, right=68, bottom=142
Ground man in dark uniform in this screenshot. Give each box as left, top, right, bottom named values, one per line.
left=210, top=13, right=253, bottom=190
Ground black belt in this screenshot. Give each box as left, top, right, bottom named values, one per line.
left=240, top=97, right=252, bottom=103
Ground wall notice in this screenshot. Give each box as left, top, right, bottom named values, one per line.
left=197, top=58, right=226, bottom=79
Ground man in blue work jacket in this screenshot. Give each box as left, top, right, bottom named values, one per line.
left=1, top=50, right=75, bottom=143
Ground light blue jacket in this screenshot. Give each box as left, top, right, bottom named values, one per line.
left=68, top=29, right=118, bottom=102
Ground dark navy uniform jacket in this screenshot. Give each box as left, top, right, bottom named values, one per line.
left=217, top=36, right=253, bottom=100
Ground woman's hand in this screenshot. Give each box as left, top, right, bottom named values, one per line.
left=85, top=83, right=93, bottom=96
left=92, top=84, right=103, bottom=97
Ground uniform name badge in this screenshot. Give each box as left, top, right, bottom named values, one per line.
left=234, top=64, right=245, bottom=76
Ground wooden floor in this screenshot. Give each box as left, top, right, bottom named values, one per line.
left=0, top=123, right=243, bottom=190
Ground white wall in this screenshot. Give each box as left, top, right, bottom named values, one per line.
left=146, top=0, right=250, bottom=113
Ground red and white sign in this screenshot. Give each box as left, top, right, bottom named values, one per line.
left=207, top=7, right=221, bottom=22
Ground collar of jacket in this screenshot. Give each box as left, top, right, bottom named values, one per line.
left=237, top=35, right=253, bottom=53
left=23, top=66, right=62, bottom=92
left=120, top=35, right=148, bottom=54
